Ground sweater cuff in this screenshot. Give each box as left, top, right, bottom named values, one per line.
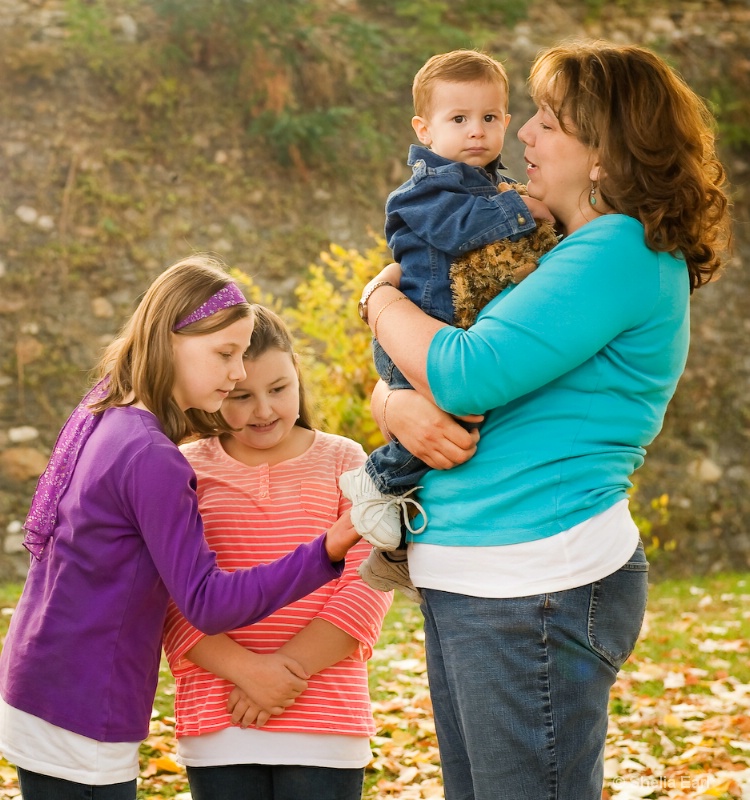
left=316, top=533, right=346, bottom=578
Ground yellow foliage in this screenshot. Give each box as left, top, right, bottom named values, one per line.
left=289, top=239, right=389, bottom=451
left=151, top=755, right=181, bottom=774
left=630, top=483, right=673, bottom=559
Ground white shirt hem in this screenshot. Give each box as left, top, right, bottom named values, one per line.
left=0, top=697, right=139, bottom=785
left=408, top=500, right=641, bottom=598
left=177, top=726, right=372, bottom=769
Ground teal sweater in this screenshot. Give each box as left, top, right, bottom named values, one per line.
left=417, top=215, right=690, bottom=547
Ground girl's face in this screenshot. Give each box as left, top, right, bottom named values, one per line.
left=221, top=347, right=301, bottom=455
left=171, top=317, right=253, bottom=413
left=517, top=103, right=600, bottom=235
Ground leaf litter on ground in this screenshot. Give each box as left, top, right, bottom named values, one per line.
left=2, top=575, right=750, bottom=798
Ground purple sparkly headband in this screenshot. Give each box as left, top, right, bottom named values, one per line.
left=173, top=282, right=248, bottom=331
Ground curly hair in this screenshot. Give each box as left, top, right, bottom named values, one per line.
left=529, top=41, right=732, bottom=291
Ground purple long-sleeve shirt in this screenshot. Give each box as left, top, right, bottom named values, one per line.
left=0, top=407, right=343, bottom=742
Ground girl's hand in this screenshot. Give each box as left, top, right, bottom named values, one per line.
left=324, top=509, right=361, bottom=563
left=384, top=389, right=480, bottom=470
left=226, top=689, right=263, bottom=728
left=226, top=688, right=280, bottom=729
left=226, top=652, right=308, bottom=726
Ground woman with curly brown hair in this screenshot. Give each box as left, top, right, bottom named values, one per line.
left=355, top=41, right=732, bottom=800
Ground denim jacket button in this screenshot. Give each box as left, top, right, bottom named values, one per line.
left=517, top=214, right=527, bottom=224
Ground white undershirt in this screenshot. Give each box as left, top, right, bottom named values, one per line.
left=177, top=727, right=372, bottom=769
left=0, top=701, right=373, bottom=782
left=0, top=697, right=139, bottom=785
left=408, top=499, right=640, bottom=597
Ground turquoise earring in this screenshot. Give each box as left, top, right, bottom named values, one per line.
left=589, top=182, right=598, bottom=206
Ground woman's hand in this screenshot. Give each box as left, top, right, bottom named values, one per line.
left=381, top=388, right=480, bottom=470
left=520, top=195, right=555, bottom=224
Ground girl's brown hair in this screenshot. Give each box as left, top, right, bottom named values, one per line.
left=245, top=305, right=315, bottom=431
left=529, top=41, right=732, bottom=291
left=91, top=255, right=253, bottom=443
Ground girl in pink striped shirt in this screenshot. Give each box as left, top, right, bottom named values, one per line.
left=163, top=306, right=392, bottom=800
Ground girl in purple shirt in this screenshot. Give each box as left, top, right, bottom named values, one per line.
left=0, top=255, right=360, bottom=800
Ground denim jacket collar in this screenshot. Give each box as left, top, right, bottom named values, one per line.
left=406, top=144, right=507, bottom=183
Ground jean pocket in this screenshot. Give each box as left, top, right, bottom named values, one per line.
left=587, top=541, right=649, bottom=670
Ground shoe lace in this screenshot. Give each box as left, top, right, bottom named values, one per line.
left=358, top=486, right=428, bottom=537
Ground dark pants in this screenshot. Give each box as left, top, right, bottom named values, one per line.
left=186, top=763, right=365, bottom=800
left=17, top=768, right=136, bottom=800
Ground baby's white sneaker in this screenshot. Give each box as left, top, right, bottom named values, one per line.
left=338, top=465, right=427, bottom=550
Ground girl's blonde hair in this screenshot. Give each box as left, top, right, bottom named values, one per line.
left=92, top=255, right=253, bottom=443
left=412, top=49, right=510, bottom=118
left=529, top=41, right=732, bottom=291
left=245, top=305, right=314, bottom=431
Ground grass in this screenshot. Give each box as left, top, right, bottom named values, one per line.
left=2, top=575, right=750, bottom=798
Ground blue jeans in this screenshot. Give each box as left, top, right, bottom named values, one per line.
left=186, top=764, right=365, bottom=800
left=420, top=541, right=649, bottom=800
left=365, top=339, right=430, bottom=494
left=16, top=768, right=136, bottom=800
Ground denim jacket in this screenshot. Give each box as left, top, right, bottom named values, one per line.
left=385, top=144, right=537, bottom=324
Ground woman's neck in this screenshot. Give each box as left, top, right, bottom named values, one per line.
left=562, top=204, right=613, bottom=236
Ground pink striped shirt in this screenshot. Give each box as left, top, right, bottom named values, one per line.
left=162, top=431, right=392, bottom=738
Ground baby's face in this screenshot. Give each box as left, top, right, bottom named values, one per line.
left=412, top=79, right=510, bottom=168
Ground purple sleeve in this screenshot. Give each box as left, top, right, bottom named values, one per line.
left=124, top=442, right=344, bottom=635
